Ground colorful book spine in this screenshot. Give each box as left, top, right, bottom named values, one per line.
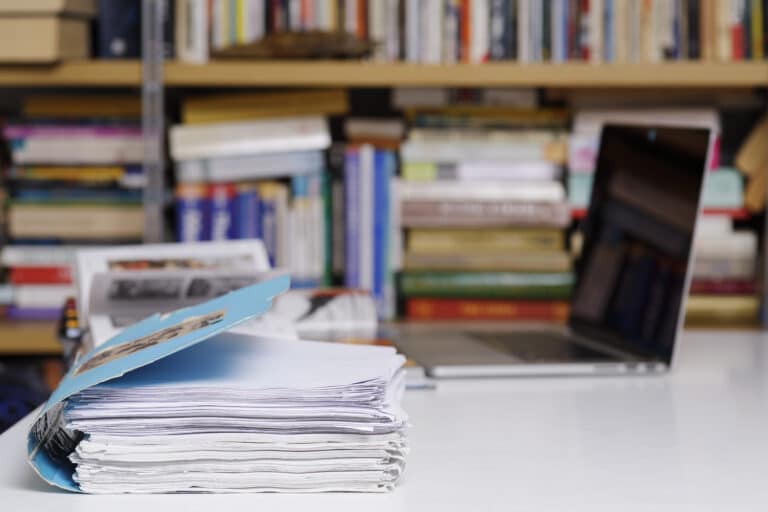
left=406, top=298, right=570, bottom=321
left=400, top=271, right=575, bottom=299
left=176, top=183, right=209, bottom=242
left=234, top=184, right=261, bottom=239
left=344, top=148, right=361, bottom=289
left=9, top=266, right=73, bottom=285
left=208, top=183, right=237, bottom=241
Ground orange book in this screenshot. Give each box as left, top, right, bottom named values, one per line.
left=357, top=0, right=367, bottom=38
left=460, top=0, right=470, bottom=62
left=406, top=298, right=570, bottom=322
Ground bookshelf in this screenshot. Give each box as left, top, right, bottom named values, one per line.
left=0, top=61, right=765, bottom=88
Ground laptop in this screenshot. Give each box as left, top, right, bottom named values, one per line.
left=393, top=124, right=712, bottom=377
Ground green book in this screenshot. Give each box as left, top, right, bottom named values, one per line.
left=400, top=271, right=574, bottom=300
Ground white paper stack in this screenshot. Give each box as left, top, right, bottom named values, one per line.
left=63, top=333, right=408, bottom=493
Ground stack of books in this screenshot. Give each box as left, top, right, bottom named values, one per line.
left=0, top=95, right=144, bottom=320
left=688, top=216, right=758, bottom=324
left=170, top=90, right=347, bottom=288
left=173, top=0, right=768, bottom=64
left=397, top=99, right=572, bottom=322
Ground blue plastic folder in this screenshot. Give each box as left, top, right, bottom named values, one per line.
left=27, top=275, right=290, bottom=492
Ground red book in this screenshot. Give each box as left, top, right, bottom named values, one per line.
left=460, top=0, right=471, bottom=62
left=579, top=0, right=590, bottom=60
left=690, top=279, right=757, bottom=295
left=730, top=20, right=745, bottom=60
left=9, top=266, right=72, bottom=285
left=357, top=0, right=367, bottom=39
left=406, top=298, right=570, bottom=322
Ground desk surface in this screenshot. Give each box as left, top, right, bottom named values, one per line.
left=2, top=329, right=768, bottom=511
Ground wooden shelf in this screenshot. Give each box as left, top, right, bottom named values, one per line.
left=0, top=61, right=765, bottom=88
left=0, top=321, right=60, bottom=356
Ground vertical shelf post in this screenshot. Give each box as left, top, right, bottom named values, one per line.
left=142, top=0, right=166, bottom=243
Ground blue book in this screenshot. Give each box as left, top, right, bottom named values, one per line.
left=234, top=186, right=259, bottom=239
left=372, top=150, right=391, bottom=318
left=603, top=0, right=614, bottom=62
left=26, top=275, right=290, bottom=492
left=175, top=184, right=209, bottom=242
left=344, top=149, right=361, bottom=289
left=209, top=184, right=237, bottom=241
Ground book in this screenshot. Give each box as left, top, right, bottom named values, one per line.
left=689, top=279, right=757, bottom=295
left=8, top=205, right=144, bottom=240
left=1, top=246, right=83, bottom=267
left=406, top=297, right=570, bottom=322
left=181, top=89, right=349, bottom=124
left=175, top=150, right=325, bottom=183
left=4, top=124, right=143, bottom=165
left=13, top=284, right=76, bottom=309
left=0, top=17, right=91, bottom=63
left=685, top=294, right=759, bottom=323
left=169, top=116, right=331, bottom=161
left=9, top=266, right=73, bottom=285
left=0, top=0, right=95, bottom=15
left=401, top=160, right=560, bottom=182
left=401, top=200, right=571, bottom=227
left=22, top=96, right=141, bottom=119
left=398, top=180, right=565, bottom=202
left=400, top=271, right=574, bottom=299
left=407, top=228, right=564, bottom=254
left=403, top=251, right=572, bottom=272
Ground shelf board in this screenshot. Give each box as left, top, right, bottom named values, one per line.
left=0, top=61, right=765, bottom=88
left=0, top=321, right=60, bottom=356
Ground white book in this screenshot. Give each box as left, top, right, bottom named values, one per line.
left=176, top=0, right=209, bottom=63
left=359, top=145, right=375, bottom=294
left=696, top=215, right=734, bottom=237
left=590, top=0, right=604, bottom=63
left=245, top=0, right=265, bottom=42
left=399, top=180, right=566, bottom=202
left=12, top=137, right=144, bottom=165
left=170, top=116, right=331, bottom=161
left=469, top=0, right=489, bottom=62
left=405, top=0, right=421, bottom=61
left=694, top=231, right=757, bottom=259
left=1, top=246, right=84, bottom=267
left=175, top=150, right=325, bottom=183
left=385, top=0, right=401, bottom=61
left=14, top=284, right=75, bottom=309
left=517, top=0, right=530, bottom=63
left=424, top=0, right=444, bottom=64
left=344, top=0, right=357, bottom=34
left=455, top=160, right=561, bottom=181
left=369, top=0, right=388, bottom=60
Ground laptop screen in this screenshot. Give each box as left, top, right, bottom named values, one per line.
left=569, top=124, right=711, bottom=364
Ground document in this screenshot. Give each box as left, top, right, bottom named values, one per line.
left=28, top=275, right=409, bottom=493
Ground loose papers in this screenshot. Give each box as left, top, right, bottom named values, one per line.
left=28, top=276, right=409, bottom=493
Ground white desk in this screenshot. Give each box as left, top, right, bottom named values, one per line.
left=2, top=329, right=768, bottom=511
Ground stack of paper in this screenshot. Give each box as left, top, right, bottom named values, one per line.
left=63, top=333, right=408, bottom=493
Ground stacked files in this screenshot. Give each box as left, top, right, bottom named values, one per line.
left=28, top=277, right=409, bottom=493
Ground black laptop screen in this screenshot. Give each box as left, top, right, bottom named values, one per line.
left=569, top=125, right=710, bottom=364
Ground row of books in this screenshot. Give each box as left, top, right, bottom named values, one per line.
left=0, top=95, right=146, bottom=319
left=173, top=0, right=768, bottom=64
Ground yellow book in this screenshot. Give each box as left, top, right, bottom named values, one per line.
left=407, top=229, right=565, bottom=254
left=23, top=96, right=141, bottom=119
left=752, top=0, right=764, bottom=59
left=182, top=89, right=349, bottom=124
left=14, top=166, right=126, bottom=182
left=236, top=0, right=246, bottom=43
left=685, top=295, right=759, bottom=324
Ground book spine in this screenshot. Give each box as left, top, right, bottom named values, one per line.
left=9, top=266, right=73, bottom=285
left=401, top=200, right=571, bottom=227
left=460, top=0, right=471, bottom=61
left=406, top=298, right=571, bottom=321
left=470, top=0, right=489, bottom=62
left=175, top=183, right=209, bottom=242
left=234, top=184, right=259, bottom=238
left=689, top=279, right=757, bottom=294
left=208, top=183, right=237, bottom=240
left=372, top=150, right=389, bottom=317
left=359, top=144, right=375, bottom=294
left=344, top=148, right=361, bottom=288
left=97, top=0, right=141, bottom=58
left=405, top=0, right=420, bottom=61
left=688, top=0, right=700, bottom=58
left=750, top=0, right=764, bottom=58
left=400, top=271, right=575, bottom=299
left=490, top=0, right=506, bottom=60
